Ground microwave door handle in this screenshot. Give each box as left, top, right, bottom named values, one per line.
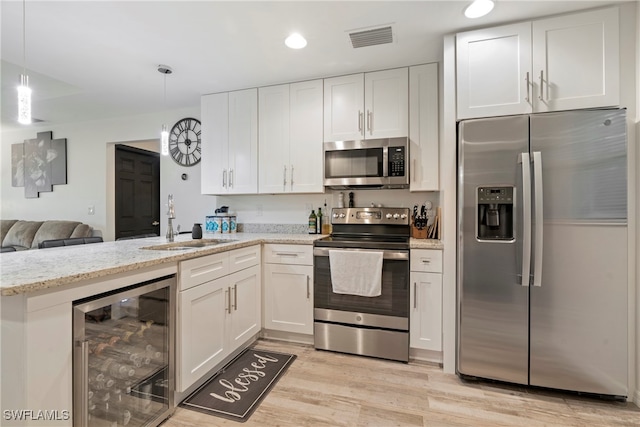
left=382, top=147, right=389, bottom=178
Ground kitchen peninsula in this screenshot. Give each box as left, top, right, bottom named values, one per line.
left=0, top=232, right=443, bottom=426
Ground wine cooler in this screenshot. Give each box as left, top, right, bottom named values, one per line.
left=73, top=276, right=176, bottom=427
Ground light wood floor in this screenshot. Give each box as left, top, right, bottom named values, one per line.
left=162, top=339, right=639, bottom=427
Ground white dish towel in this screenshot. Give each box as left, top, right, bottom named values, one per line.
left=329, top=249, right=384, bottom=297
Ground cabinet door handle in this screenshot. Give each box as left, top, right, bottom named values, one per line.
left=422, top=259, right=431, bottom=264
left=152, top=221, right=160, bottom=226
left=358, top=110, right=363, bottom=132
left=225, top=288, right=231, bottom=314
left=229, top=169, right=233, bottom=188
left=367, top=110, right=372, bottom=134
left=413, top=282, right=417, bottom=309
left=223, top=169, right=227, bottom=188
left=283, top=165, right=287, bottom=190
left=538, top=70, right=544, bottom=101
left=275, top=252, right=298, bottom=257
left=525, top=72, right=530, bottom=103
left=233, top=284, right=238, bottom=310
left=290, top=165, right=294, bottom=190
left=306, top=275, right=310, bottom=299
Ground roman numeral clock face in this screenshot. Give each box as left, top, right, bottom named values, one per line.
left=169, top=118, right=202, bottom=166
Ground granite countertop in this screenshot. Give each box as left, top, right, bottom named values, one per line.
left=0, top=233, right=325, bottom=297
left=1, top=233, right=444, bottom=296
left=409, top=238, right=444, bottom=249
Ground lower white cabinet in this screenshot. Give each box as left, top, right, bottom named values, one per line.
left=177, top=246, right=261, bottom=392
left=410, top=249, right=442, bottom=352
left=410, top=271, right=442, bottom=351
left=178, top=275, right=228, bottom=391
left=227, top=266, right=261, bottom=348
left=263, top=244, right=314, bottom=335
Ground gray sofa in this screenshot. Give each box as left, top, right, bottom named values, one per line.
left=1, top=220, right=95, bottom=252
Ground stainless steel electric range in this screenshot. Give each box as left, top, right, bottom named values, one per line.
left=313, top=207, right=410, bottom=362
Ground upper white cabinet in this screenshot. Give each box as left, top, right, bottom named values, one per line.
left=532, top=7, right=619, bottom=113
left=456, top=22, right=532, bottom=119
left=409, top=63, right=439, bottom=191
left=201, top=88, right=258, bottom=194
left=259, top=80, right=324, bottom=194
left=456, top=7, right=619, bottom=119
left=324, top=68, right=408, bottom=142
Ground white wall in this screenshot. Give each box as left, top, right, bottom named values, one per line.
left=0, top=107, right=215, bottom=240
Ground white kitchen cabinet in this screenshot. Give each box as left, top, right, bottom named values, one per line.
left=531, top=7, right=619, bottom=113
left=263, top=244, right=314, bottom=335
left=178, top=275, right=228, bottom=391
left=227, top=265, right=261, bottom=349
left=410, top=271, right=442, bottom=352
left=259, top=80, right=324, bottom=194
left=177, top=246, right=261, bottom=392
left=410, top=249, right=442, bottom=352
left=409, top=63, right=439, bottom=191
left=324, top=68, right=408, bottom=142
left=456, top=6, right=619, bottom=119
left=201, top=88, right=258, bottom=194
left=456, top=22, right=532, bottom=119
left=263, top=264, right=313, bottom=335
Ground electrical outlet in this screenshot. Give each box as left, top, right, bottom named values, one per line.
left=256, top=204, right=263, bottom=216
left=88, top=205, right=95, bottom=215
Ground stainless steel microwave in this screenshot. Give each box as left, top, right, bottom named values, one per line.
left=323, top=137, right=409, bottom=189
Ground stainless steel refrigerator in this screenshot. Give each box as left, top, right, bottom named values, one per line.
left=457, top=108, right=628, bottom=397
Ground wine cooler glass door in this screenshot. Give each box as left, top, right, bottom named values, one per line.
left=73, top=276, right=176, bottom=427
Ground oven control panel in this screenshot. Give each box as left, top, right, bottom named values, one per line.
left=331, top=207, right=410, bottom=225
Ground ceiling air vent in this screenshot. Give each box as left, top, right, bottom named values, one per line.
left=349, top=26, right=393, bottom=49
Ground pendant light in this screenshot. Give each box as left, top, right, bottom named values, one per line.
left=18, top=0, right=31, bottom=124
left=158, top=65, right=173, bottom=156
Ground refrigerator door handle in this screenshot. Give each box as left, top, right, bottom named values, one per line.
left=519, top=152, right=531, bottom=287
left=532, top=151, right=544, bottom=287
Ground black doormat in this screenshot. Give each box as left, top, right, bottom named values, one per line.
left=180, top=348, right=296, bottom=422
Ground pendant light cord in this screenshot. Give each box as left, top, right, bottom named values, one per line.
left=22, top=0, right=26, bottom=75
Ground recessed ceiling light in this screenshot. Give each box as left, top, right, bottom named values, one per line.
left=285, top=33, right=307, bottom=49
left=464, top=0, right=495, bottom=19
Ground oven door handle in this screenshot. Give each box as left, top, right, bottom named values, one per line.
left=313, top=247, right=408, bottom=260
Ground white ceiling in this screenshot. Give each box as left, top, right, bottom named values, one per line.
left=0, top=0, right=621, bottom=130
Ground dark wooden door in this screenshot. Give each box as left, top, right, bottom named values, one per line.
left=115, top=145, right=160, bottom=239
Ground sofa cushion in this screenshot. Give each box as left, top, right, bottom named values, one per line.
left=70, top=224, right=93, bottom=238
left=1, top=219, right=19, bottom=246
left=31, top=221, right=86, bottom=249
left=3, top=221, right=44, bottom=250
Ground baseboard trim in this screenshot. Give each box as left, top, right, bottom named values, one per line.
left=409, top=347, right=443, bottom=365
left=260, top=329, right=314, bottom=346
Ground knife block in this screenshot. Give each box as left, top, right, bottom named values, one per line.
left=411, top=225, right=428, bottom=239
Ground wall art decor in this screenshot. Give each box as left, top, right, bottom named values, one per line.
left=11, top=131, right=67, bottom=198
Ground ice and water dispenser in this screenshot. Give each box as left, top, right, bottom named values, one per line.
left=476, top=186, right=514, bottom=241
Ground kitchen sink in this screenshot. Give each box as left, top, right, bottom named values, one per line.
left=140, top=239, right=236, bottom=251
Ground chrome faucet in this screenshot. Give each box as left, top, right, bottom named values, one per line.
left=166, top=194, right=176, bottom=242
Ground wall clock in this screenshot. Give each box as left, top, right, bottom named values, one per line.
left=169, top=118, right=201, bottom=166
